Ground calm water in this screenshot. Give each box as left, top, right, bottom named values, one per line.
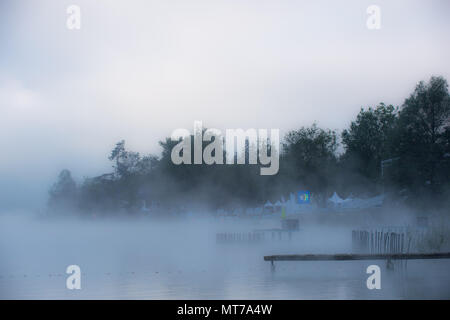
left=0, top=216, right=449, bottom=299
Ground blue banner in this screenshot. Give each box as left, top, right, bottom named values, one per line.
left=297, top=191, right=310, bottom=204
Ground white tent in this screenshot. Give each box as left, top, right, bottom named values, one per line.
left=345, top=194, right=384, bottom=208
left=264, top=201, right=273, bottom=207
left=328, top=192, right=345, bottom=204
left=263, top=201, right=275, bottom=214
left=328, top=192, right=385, bottom=209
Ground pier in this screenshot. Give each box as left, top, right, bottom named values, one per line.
left=265, top=252, right=450, bottom=262
left=264, top=252, right=450, bottom=269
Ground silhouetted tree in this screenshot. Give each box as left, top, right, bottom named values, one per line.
left=48, top=169, right=77, bottom=213
left=340, top=103, right=398, bottom=193
left=281, top=124, right=338, bottom=206
left=394, top=76, right=450, bottom=196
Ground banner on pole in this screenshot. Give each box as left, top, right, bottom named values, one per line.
left=297, top=191, right=310, bottom=204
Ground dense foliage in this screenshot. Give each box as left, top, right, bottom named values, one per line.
left=48, top=76, right=450, bottom=215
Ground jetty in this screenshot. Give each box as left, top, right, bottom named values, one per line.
left=264, top=252, right=450, bottom=269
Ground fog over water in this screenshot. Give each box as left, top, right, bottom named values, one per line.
left=1, top=0, right=450, bottom=300
left=1, top=213, right=449, bottom=299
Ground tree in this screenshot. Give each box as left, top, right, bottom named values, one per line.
left=281, top=124, right=338, bottom=205
left=48, top=169, right=77, bottom=212
left=109, top=140, right=141, bottom=178
left=395, top=76, right=450, bottom=193
left=341, top=103, right=398, bottom=184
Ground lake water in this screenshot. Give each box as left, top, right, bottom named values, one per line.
left=0, top=215, right=449, bottom=299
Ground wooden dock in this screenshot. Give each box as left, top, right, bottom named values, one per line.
left=264, top=252, right=450, bottom=266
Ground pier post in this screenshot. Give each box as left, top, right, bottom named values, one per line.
left=386, top=258, right=394, bottom=270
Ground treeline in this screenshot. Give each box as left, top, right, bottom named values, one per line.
left=48, top=76, right=450, bottom=215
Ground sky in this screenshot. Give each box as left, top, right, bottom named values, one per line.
left=1, top=0, right=450, bottom=211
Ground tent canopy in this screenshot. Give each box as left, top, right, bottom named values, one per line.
left=328, top=192, right=345, bottom=204
left=264, top=201, right=273, bottom=207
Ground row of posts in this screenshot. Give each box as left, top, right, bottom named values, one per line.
left=216, top=232, right=265, bottom=243
left=352, top=230, right=407, bottom=254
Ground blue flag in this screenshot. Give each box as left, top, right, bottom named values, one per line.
left=297, top=191, right=310, bottom=204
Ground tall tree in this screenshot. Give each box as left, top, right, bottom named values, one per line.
left=341, top=103, right=398, bottom=192
left=281, top=124, right=338, bottom=205
left=395, top=76, right=450, bottom=191
left=109, top=140, right=141, bottom=178
left=48, top=169, right=77, bottom=212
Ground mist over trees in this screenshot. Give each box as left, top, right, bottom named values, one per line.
left=48, top=76, right=450, bottom=216
left=48, top=169, right=77, bottom=213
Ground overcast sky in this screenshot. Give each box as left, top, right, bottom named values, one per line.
left=1, top=0, right=450, bottom=211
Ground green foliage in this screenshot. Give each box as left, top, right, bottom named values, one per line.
left=281, top=124, right=338, bottom=205
left=341, top=103, right=398, bottom=187
left=109, top=140, right=142, bottom=177
left=48, top=76, right=450, bottom=215
left=395, top=76, right=450, bottom=193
